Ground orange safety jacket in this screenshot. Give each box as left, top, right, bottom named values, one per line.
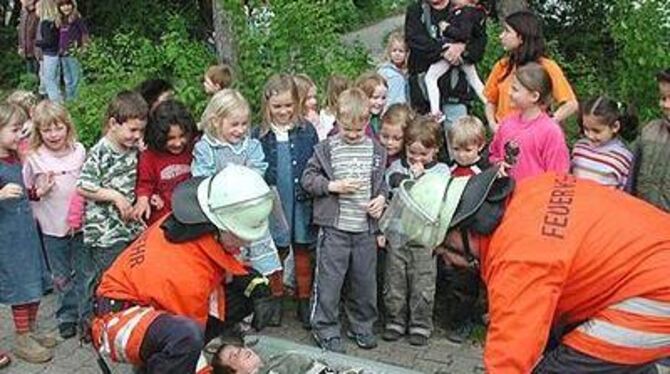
left=92, top=217, right=248, bottom=366
left=480, top=173, right=670, bottom=373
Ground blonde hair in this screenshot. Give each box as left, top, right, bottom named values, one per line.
left=515, top=62, right=553, bottom=106
left=6, top=90, right=38, bottom=116
left=0, top=103, right=28, bottom=133
left=384, top=30, right=407, bottom=69
left=324, top=75, right=350, bottom=113
left=199, top=88, right=250, bottom=137
left=405, top=116, right=442, bottom=150
left=293, top=73, right=317, bottom=117
left=448, top=115, right=486, bottom=147
left=37, top=0, right=59, bottom=23
left=31, top=100, right=77, bottom=150
left=205, top=64, right=234, bottom=90
left=260, top=74, right=299, bottom=132
left=355, top=72, right=387, bottom=98
left=381, top=103, right=413, bottom=131
left=336, top=88, right=369, bottom=125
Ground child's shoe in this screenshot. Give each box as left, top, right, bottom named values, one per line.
left=13, top=333, right=53, bottom=363
left=267, top=297, right=283, bottom=327
left=0, top=351, right=11, bottom=369
left=313, top=334, right=345, bottom=354
left=58, top=322, right=77, bottom=340
left=408, top=333, right=428, bottom=346
left=346, top=330, right=378, bottom=349
left=296, top=299, right=311, bottom=330
left=30, top=330, right=58, bottom=348
left=445, top=321, right=474, bottom=345
left=382, top=328, right=402, bottom=342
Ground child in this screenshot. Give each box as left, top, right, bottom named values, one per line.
left=355, top=72, right=388, bottom=135
left=379, top=103, right=413, bottom=167
left=18, top=0, right=40, bottom=77
left=203, top=63, right=234, bottom=95
left=318, top=74, right=349, bottom=141
left=302, top=87, right=387, bottom=353
left=488, top=62, right=570, bottom=181
left=377, top=30, right=408, bottom=108
left=425, top=0, right=487, bottom=119
left=56, top=0, right=89, bottom=101
left=135, top=100, right=197, bottom=225
left=448, top=115, right=490, bottom=176
left=254, top=74, right=319, bottom=329
left=571, top=97, right=635, bottom=189
left=294, top=73, right=320, bottom=129
left=629, top=68, right=670, bottom=212
left=0, top=103, right=53, bottom=364
left=383, top=116, right=449, bottom=346
left=5, top=90, right=38, bottom=159
left=35, top=0, right=62, bottom=103
left=137, top=78, right=174, bottom=112
left=22, top=100, right=86, bottom=340
left=77, top=91, right=148, bottom=285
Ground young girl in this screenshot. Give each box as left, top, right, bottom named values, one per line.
left=318, top=74, right=349, bottom=141
left=379, top=103, right=413, bottom=167
left=293, top=73, right=320, bottom=129
left=253, top=74, right=319, bottom=329
left=5, top=90, right=38, bottom=160
left=56, top=0, right=88, bottom=101
left=355, top=72, right=388, bottom=136
left=23, top=100, right=86, bottom=340
left=377, top=31, right=408, bottom=108
left=136, top=100, right=197, bottom=225
left=0, top=103, right=53, bottom=364
left=488, top=62, right=570, bottom=181
left=571, top=97, right=635, bottom=189
left=383, top=116, right=449, bottom=346
left=35, top=0, right=62, bottom=103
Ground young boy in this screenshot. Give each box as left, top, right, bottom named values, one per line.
left=447, top=115, right=490, bottom=176
left=301, top=88, right=387, bottom=353
left=203, top=63, right=234, bottom=95
left=77, top=90, right=148, bottom=281
left=630, top=68, right=670, bottom=212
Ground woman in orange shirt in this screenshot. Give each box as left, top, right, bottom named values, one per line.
left=484, top=11, right=578, bottom=132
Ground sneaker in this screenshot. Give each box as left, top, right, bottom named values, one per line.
left=313, top=334, right=345, bottom=354
left=30, top=330, right=58, bottom=348
left=446, top=322, right=474, bottom=345
left=13, top=333, right=53, bottom=363
left=346, top=331, right=378, bottom=349
left=408, top=333, right=428, bottom=346
left=59, top=323, right=77, bottom=340
left=382, top=329, right=402, bottom=342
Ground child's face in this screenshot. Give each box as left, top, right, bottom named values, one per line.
left=659, top=81, right=670, bottom=121
left=369, top=85, right=388, bottom=116
left=39, top=122, right=69, bottom=152
left=58, top=2, right=73, bottom=16
left=452, top=142, right=483, bottom=166
left=217, top=345, right=263, bottom=374
left=0, top=121, right=21, bottom=155
left=340, top=118, right=368, bottom=145
left=509, top=77, right=539, bottom=110
left=203, top=77, right=221, bottom=95
left=500, top=23, right=523, bottom=52
left=268, top=91, right=295, bottom=126
left=429, top=0, right=449, bottom=10
left=406, top=141, right=437, bottom=166
left=582, top=114, right=618, bottom=147
left=217, top=108, right=250, bottom=144
left=165, top=124, right=189, bottom=155
left=305, top=86, right=318, bottom=113
left=379, top=123, right=404, bottom=156
left=107, top=118, right=146, bottom=151
left=389, top=41, right=408, bottom=68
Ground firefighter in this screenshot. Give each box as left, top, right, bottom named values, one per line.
left=381, top=168, right=670, bottom=373
left=89, top=165, right=276, bottom=373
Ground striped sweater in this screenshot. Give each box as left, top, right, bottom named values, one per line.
left=571, top=138, right=633, bottom=189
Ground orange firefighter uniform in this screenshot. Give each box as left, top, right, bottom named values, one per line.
left=480, top=173, right=670, bottom=372
left=90, top=217, right=247, bottom=369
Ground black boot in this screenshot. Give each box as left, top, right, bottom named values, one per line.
left=296, top=299, right=311, bottom=330
left=267, top=297, right=283, bottom=327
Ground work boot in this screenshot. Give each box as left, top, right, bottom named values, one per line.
left=13, top=333, right=53, bottom=363
left=296, top=299, right=311, bottom=330
left=267, top=297, right=283, bottom=327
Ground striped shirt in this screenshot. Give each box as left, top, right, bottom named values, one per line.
left=331, top=136, right=373, bottom=233
left=571, top=138, right=633, bottom=189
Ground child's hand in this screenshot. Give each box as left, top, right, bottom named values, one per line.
left=410, top=162, right=425, bottom=178
left=376, top=235, right=386, bottom=249
left=497, top=161, right=512, bottom=178
left=328, top=179, right=362, bottom=194
left=150, top=194, right=164, bottom=210
left=367, top=195, right=386, bottom=219
left=36, top=172, right=56, bottom=198
left=112, top=192, right=134, bottom=221
left=133, top=196, right=151, bottom=222
left=0, top=183, right=24, bottom=200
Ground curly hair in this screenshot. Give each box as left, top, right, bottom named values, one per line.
left=144, top=100, right=197, bottom=152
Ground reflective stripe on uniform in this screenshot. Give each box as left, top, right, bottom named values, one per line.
left=196, top=353, right=212, bottom=374
left=576, top=319, right=670, bottom=349
left=610, top=297, right=670, bottom=318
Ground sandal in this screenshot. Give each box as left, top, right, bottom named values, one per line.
left=0, top=351, right=11, bottom=369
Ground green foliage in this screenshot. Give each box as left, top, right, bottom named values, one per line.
left=0, top=27, right=28, bottom=91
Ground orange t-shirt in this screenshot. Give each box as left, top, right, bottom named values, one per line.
left=484, top=57, right=577, bottom=122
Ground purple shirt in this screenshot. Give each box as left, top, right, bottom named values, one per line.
left=59, top=18, right=88, bottom=55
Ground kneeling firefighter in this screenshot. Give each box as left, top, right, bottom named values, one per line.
left=90, top=165, right=276, bottom=373
left=381, top=167, right=670, bottom=373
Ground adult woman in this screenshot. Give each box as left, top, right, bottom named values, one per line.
left=484, top=10, right=578, bottom=132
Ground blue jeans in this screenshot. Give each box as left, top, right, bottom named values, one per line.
left=60, top=56, right=81, bottom=101
left=81, top=241, right=127, bottom=321
left=41, top=54, right=62, bottom=103
left=43, top=233, right=86, bottom=325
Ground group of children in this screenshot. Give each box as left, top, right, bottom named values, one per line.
left=2, top=20, right=670, bottom=370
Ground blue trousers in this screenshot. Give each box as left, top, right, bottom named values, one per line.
left=139, top=314, right=205, bottom=374
left=43, top=233, right=86, bottom=326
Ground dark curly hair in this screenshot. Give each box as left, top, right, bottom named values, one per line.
left=144, top=100, right=197, bottom=153
left=137, top=78, right=174, bottom=110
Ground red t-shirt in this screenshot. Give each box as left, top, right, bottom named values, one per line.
left=136, top=148, right=192, bottom=224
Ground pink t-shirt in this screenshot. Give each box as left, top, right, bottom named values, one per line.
left=489, top=112, right=569, bottom=182
left=23, top=142, right=86, bottom=237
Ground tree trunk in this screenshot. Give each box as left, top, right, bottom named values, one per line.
left=496, top=0, right=529, bottom=22
left=212, top=0, right=237, bottom=67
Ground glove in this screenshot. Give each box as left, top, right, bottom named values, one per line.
left=251, top=296, right=275, bottom=331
